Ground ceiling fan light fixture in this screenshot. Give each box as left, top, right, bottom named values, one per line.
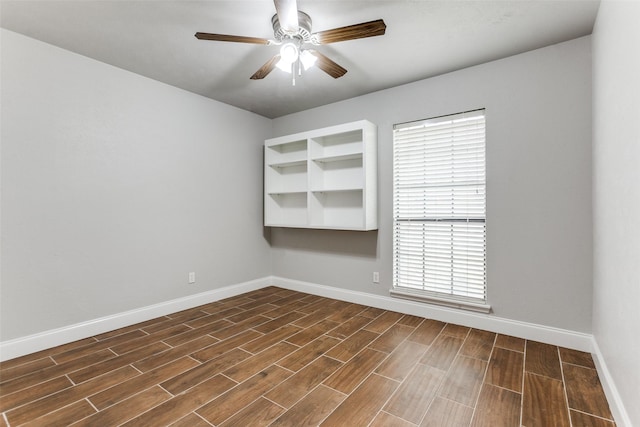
left=279, top=41, right=299, bottom=64
left=300, top=50, right=317, bottom=70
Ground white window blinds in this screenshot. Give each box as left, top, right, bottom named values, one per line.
left=392, top=110, right=488, bottom=312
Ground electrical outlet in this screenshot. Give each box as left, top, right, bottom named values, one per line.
left=372, top=271, right=380, bottom=284
left=188, top=272, right=196, bottom=284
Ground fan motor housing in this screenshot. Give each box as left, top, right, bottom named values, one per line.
left=271, top=11, right=312, bottom=42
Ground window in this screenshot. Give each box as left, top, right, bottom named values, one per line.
left=392, top=110, right=489, bottom=313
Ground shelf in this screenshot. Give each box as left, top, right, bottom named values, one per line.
left=264, top=120, right=377, bottom=231
left=311, top=152, right=363, bottom=163
left=269, top=159, right=307, bottom=168
left=311, top=187, right=363, bottom=193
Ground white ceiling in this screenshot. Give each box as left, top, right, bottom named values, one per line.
left=0, top=1, right=600, bottom=118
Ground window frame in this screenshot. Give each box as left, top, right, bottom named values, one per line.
left=391, top=109, right=490, bottom=313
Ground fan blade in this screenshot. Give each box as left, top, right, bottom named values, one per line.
left=274, top=0, right=299, bottom=34
left=312, top=19, right=386, bottom=44
left=195, top=32, right=271, bottom=45
left=309, top=50, right=347, bottom=78
left=250, top=55, right=282, bottom=80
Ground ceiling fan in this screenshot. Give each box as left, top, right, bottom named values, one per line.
left=195, top=0, right=386, bottom=82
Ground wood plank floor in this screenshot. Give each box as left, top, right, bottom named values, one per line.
left=0, top=286, right=616, bottom=426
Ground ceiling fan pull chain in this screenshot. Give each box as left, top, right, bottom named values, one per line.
left=291, top=62, right=296, bottom=86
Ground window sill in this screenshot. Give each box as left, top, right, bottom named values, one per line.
left=390, top=288, right=492, bottom=314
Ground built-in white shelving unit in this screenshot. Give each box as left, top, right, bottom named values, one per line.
left=264, top=120, right=377, bottom=230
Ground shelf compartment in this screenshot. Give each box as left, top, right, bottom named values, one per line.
left=309, top=189, right=364, bottom=229
left=265, top=139, right=307, bottom=165
left=309, top=130, right=363, bottom=159
left=265, top=162, right=307, bottom=194
left=310, top=156, right=363, bottom=192
left=265, top=192, right=308, bottom=226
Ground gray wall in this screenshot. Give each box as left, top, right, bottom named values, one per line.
left=0, top=29, right=272, bottom=341
left=592, top=1, right=640, bottom=425
left=271, top=36, right=593, bottom=333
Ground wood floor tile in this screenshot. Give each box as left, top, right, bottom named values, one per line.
left=470, top=383, right=521, bottom=427
left=485, top=347, right=524, bottom=393
left=224, top=341, right=298, bottom=382
left=161, top=320, right=230, bottom=347
left=370, top=411, right=416, bottom=427
left=325, top=315, right=371, bottom=340
left=320, top=374, right=399, bottom=426
left=210, top=315, right=270, bottom=340
left=1, top=349, right=116, bottom=395
left=368, top=323, right=415, bottom=353
left=441, top=323, right=470, bottom=339
left=21, top=398, right=96, bottom=427
left=0, top=337, right=96, bottom=370
left=240, top=324, right=302, bottom=354
left=122, top=374, right=236, bottom=426
left=6, top=365, right=139, bottom=426
left=324, top=329, right=379, bottom=362
left=421, top=397, right=474, bottom=427
left=132, top=335, right=216, bottom=372
left=359, top=306, right=385, bottom=319
left=225, top=303, right=279, bottom=323
left=219, top=397, right=285, bottom=427
left=168, top=412, right=212, bottom=427
left=437, top=355, right=487, bottom=407
left=326, top=303, right=368, bottom=323
left=525, top=340, right=562, bottom=380
left=253, top=311, right=306, bottom=333
left=277, top=335, right=340, bottom=372
left=420, top=334, right=465, bottom=371
left=397, top=314, right=425, bottom=327
left=562, top=363, right=613, bottom=420
left=269, top=385, right=346, bottom=427
left=93, top=318, right=167, bottom=341
left=459, top=329, right=496, bottom=361
left=384, top=363, right=446, bottom=424
left=160, top=348, right=251, bottom=395
left=363, top=310, right=404, bottom=333
left=0, top=287, right=617, bottom=427
left=375, top=340, right=429, bottom=381
left=184, top=307, right=243, bottom=329
left=0, top=357, right=55, bottom=382
left=369, top=411, right=415, bottom=427
left=293, top=306, right=336, bottom=328
left=0, top=376, right=72, bottom=412
left=190, top=329, right=262, bottom=362
left=494, top=334, right=525, bottom=352
left=322, top=347, right=388, bottom=394
left=90, top=356, right=199, bottom=410
left=522, top=372, right=571, bottom=427
left=196, top=365, right=291, bottom=425
left=560, top=347, right=596, bottom=368
left=72, top=385, right=171, bottom=426
left=266, top=356, right=343, bottom=408
left=68, top=342, right=169, bottom=384
left=285, top=319, right=339, bottom=346
left=570, top=410, right=616, bottom=427
left=406, top=319, right=446, bottom=345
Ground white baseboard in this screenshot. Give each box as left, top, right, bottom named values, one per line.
left=591, top=338, right=633, bottom=427
left=268, top=276, right=594, bottom=351
left=0, top=277, right=270, bottom=362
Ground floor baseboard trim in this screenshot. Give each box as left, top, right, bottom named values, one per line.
left=269, top=276, right=594, bottom=352
left=0, top=277, right=270, bottom=362
left=591, top=337, right=632, bottom=427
